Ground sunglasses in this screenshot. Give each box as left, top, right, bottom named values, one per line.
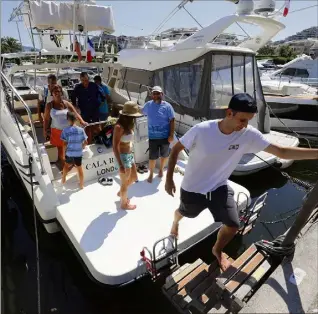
left=152, top=92, right=161, bottom=96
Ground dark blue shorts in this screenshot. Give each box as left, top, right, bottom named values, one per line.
left=65, top=155, right=82, bottom=166
left=149, top=138, right=170, bottom=160
left=178, top=185, right=239, bottom=228
left=81, top=113, right=99, bottom=123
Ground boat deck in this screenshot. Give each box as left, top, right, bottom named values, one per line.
left=55, top=169, right=250, bottom=286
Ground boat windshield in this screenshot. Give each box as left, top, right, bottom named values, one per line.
left=153, top=52, right=265, bottom=119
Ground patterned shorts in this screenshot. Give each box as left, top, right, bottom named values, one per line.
left=120, top=153, right=134, bottom=169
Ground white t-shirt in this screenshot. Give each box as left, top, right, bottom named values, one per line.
left=37, top=85, right=69, bottom=103
left=179, top=120, right=271, bottom=194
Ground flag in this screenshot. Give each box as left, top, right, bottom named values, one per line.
left=283, top=0, right=290, bottom=17
left=74, top=36, right=82, bottom=62
left=87, top=37, right=96, bottom=62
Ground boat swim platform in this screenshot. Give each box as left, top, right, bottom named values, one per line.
left=55, top=170, right=250, bottom=286
left=162, top=244, right=272, bottom=314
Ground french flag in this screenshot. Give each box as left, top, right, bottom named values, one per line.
left=87, top=37, right=96, bottom=62
left=283, top=0, right=290, bottom=17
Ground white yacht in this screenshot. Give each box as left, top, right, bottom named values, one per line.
left=118, top=0, right=299, bottom=176
left=260, top=54, right=318, bottom=136
left=1, top=0, right=260, bottom=287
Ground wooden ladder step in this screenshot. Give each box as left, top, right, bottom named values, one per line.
left=162, top=254, right=233, bottom=314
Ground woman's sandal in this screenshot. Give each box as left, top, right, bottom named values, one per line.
left=98, top=177, right=113, bottom=186
left=141, top=164, right=148, bottom=173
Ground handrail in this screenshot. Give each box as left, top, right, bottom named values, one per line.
left=1, top=71, right=46, bottom=175
left=83, top=120, right=111, bottom=129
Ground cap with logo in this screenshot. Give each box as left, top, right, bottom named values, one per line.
left=228, top=93, right=258, bottom=113
left=152, top=86, right=163, bottom=93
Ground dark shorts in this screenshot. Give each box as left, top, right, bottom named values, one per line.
left=178, top=185, right=240, bottom=228
left=40, top=103, right=45, bottom=113
left=99, top=112, right=109, bottom=121
left=149, top=138, right=170, bottom=160
left=65, top=155, right=82, bottom=167
left=82, top=113, right=99, bottom=123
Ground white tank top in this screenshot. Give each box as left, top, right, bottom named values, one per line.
left=50, top=108, right=69, bottom=130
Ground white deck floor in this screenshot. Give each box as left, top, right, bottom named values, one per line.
left=55, top=169, right=249, bottom=286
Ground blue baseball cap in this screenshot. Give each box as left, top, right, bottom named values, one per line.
left=228, top=93, right=258, bottom=113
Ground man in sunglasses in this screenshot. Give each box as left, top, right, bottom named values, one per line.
left=142, top=86, right=175, bottom=183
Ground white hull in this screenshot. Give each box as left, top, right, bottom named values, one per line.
left=271, top=118, right=318, bottom=137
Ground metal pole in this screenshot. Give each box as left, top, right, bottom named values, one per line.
left=282, top=181, right=318, bottom=246
left=1, top=71, right=46, bottom=175
left=16, top=22, right=23, bottom=51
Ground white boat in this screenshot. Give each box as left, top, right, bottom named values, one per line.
left=124, top=28, right=198, bottom=50
left=1, top=0, right=259, bottom=287
left=261, top=54, right=318, bottom=88
left=261, top=55, right=318, bottom=136
left=117, top=0, right=299, bottom=176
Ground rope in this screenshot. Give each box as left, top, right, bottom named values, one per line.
left=267, top=104, right=313, bottom=148
left=255, top=234, right=295, bottom=257
left=252, top=151, right=313, bottom=193
left=259, top=208, right=301, bottom=224
left=29, top=156, right=41, bottom=314
left=182, top=7, right=203, bottom=29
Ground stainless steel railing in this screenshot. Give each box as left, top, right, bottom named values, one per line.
left=1, top=71, right=46, bottom=174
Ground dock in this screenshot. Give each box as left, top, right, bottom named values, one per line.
left=162, top=209, right=318, bottom=314
left=162, top=244, right=271, bottom=314
left=242, top=220, right=318, bottom=314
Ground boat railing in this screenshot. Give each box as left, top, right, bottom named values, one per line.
left=1, top=70, right=46, bottom=175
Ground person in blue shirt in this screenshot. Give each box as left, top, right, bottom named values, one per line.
left=94, top=75, right=112, bottom=121
left=61, top=111, right=88, bottom=189
left=142, top=86, right=175, bottom=183
left=71, top=72, right=104, bottom=144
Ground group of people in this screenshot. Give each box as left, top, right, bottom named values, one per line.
left=37, top=72, right=112, bottom=188
left=37, top=72, right=318, bottom=271
left=113, top=89, right=318, bottom=271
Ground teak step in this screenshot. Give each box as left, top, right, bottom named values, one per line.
left=162, top=245, right=271, bottom=314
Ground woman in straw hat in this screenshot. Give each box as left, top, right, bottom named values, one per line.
left=113, top=101, right=142, bottom=210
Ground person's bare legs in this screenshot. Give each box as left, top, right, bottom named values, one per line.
left=147, top=159, right=156, bottom=183
left=170, top=209, right=184, bottom=238
left=62, top=162, right=70, bottom=184
left=120, top=168, right=136, bottom=210
left=158, top=157, right=168, bottom=177
left=57, top=146, right=65, bottom=169
left=212, top=225, right=238, bottom=271
left=117, top=164, right=138, bottom=197
left=76, top=165, right=84, bottom=189
left=85, top=126, right=92, bottom=145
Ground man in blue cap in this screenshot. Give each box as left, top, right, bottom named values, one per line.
left=165, top=93, right=318, bottom=271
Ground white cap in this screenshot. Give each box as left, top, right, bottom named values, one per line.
left=152, top=86, right=163, bottom=93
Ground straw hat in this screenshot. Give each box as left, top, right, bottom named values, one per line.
left=119, top=101, right=143, bottom=117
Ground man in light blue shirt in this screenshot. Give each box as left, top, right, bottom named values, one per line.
left=142, top=86, right=175, bottom=183
left=94, top=75, right=112, bottom=121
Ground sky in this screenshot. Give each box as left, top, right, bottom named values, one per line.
left=1, top=0, right=317, bottom=48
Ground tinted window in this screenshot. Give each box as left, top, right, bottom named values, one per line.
left=295, top=68, right=309, bottom=78
left=281, top=68, right=296, bottom=76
